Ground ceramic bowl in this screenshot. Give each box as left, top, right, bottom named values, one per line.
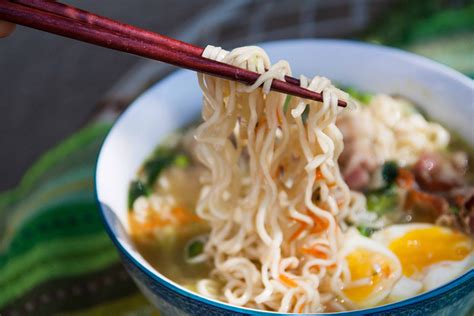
left=96, top=39, right=474, bottom=315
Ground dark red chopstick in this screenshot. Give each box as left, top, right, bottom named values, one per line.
left=0, top=1, right=347, bottom=107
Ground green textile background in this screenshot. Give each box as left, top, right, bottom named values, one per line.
left=1, top=3, right=473, bottom=315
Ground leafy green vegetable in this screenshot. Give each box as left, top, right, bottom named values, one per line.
left=357, top=226, right=377, bottom=237
left=186, top=238, right=204, bottom=259
left=366, top=186, right=398, bottom=216
left=364, top=161, right=400, bottom=216
left=128, top=180, right=149, bottom=209
left=174, top=154, right=189, bottom=168
left=283, top=95, right=292, bottom=113
left=346, top=87, right=373, bottom=104
left=382, top=161, right=399, bottom=187
left=301, top=104, right=310, bottom=124
left=449, top=205, right=460, bottom=215
left=143, top=148, right=177, bottom=186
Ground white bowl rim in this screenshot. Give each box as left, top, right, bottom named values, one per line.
left=95, top=38, right=474, bottom=315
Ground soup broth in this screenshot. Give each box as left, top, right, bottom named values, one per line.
left=128, top=87, right=473, bottom=312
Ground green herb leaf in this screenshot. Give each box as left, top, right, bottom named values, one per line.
left=357, top=226, right=377, bottom=237
left=382, top=161, right=399, bottom=187
left=449, top=205, right=460, bottom=215
left=128, top=180, right=149, bottom=209
left=301, top=104, right=310, bottom=124
left=174, top=154, right=189, bottom=168
left=144, top=148, right=176, bottom=186
left=283, top=95, right=292, bottom=113
left=366, top=186, right=398, bottom=216
left=186, top=239, right=204, bottom=259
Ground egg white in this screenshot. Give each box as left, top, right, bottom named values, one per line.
left=387, top=276, right=423, bottom=303
left=422, top=254, right=473, bottom=291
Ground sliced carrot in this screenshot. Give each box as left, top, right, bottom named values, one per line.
left=298, top=303, right=306, bottom=313
left=313, top=242, right=330, bottom=250
left=173, top=207, right=188, bottom=222
left=310, top=266, right=320, bottom=273
left=316, top=169, right=324, bottom=180
left=128, top=212, right=168, bottom=239
left=289, top=223, right=307, bottom=241
left=277, top=109, right=283, bottom=125
left=290, top=212, right=328, bottom=238
left=307, top=213, right=329, bottom=234
left=172, top=206, right=201, bottom=224
left=150, top=216, right=167, bottom=229
left=396, top=168, right=415, bottom=189
left=129, top=205, right=203, bottom=240
left=292, top=217, right=308, bottom=225
left=279, top=274, right=297, bottom=288
left=301, top=247, right=328, bottom=259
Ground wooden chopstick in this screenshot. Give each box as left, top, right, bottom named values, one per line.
left=0, top=1, right=347, bottom=107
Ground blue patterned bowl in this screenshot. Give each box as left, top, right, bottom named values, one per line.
left=96, top=39, right=474, bottom=315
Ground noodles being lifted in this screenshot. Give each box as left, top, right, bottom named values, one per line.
left=194, top=45, right=360, bottom=312
left=128, top=45, right=473, bottom=313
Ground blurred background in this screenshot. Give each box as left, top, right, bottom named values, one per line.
left=1, top=0, right=472, bottom=191
left=0, top=1, right=473, bottom=315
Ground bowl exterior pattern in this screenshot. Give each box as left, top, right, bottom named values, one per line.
left=121, top=254, right=248, bottom=316
left=120, top=252, right=473, bottom=316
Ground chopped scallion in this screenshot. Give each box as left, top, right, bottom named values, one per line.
left=357, top=226, right=377, bottom=237
left=450, top=205, right=460, bottom=215
left=186, top=238, right=204, bottom=259
left=174, top=154, right=189, bottom=168
left=283, top=95, right=292, bottom=113
left=301, top=104, right=310, bottom=123
left=382, top=161, right=399, bottom=187
left=366, top=186, right=398, bottom=216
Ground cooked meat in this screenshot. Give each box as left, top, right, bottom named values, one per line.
left=449, top=186, right=474, bottom=234
left=344, top=166, right=371, bottom=191
left=404, top=189, right=449, bottom=222
left=414, top=151, right=467, bottom=192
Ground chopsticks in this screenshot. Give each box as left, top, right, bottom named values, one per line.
left=0, top=0, right=347, bottom=107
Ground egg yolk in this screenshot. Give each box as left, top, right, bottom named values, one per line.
left=343, top=248, right=393, bottom=304
left=389, top=227, right=472, bottom=277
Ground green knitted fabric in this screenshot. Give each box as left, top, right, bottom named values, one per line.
left=0, top=123, right=140, bottom=315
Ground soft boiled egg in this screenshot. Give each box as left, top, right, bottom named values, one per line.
left=337, top=230, right=402, bottom=309
left=372, top=223, right=473, bottom=302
